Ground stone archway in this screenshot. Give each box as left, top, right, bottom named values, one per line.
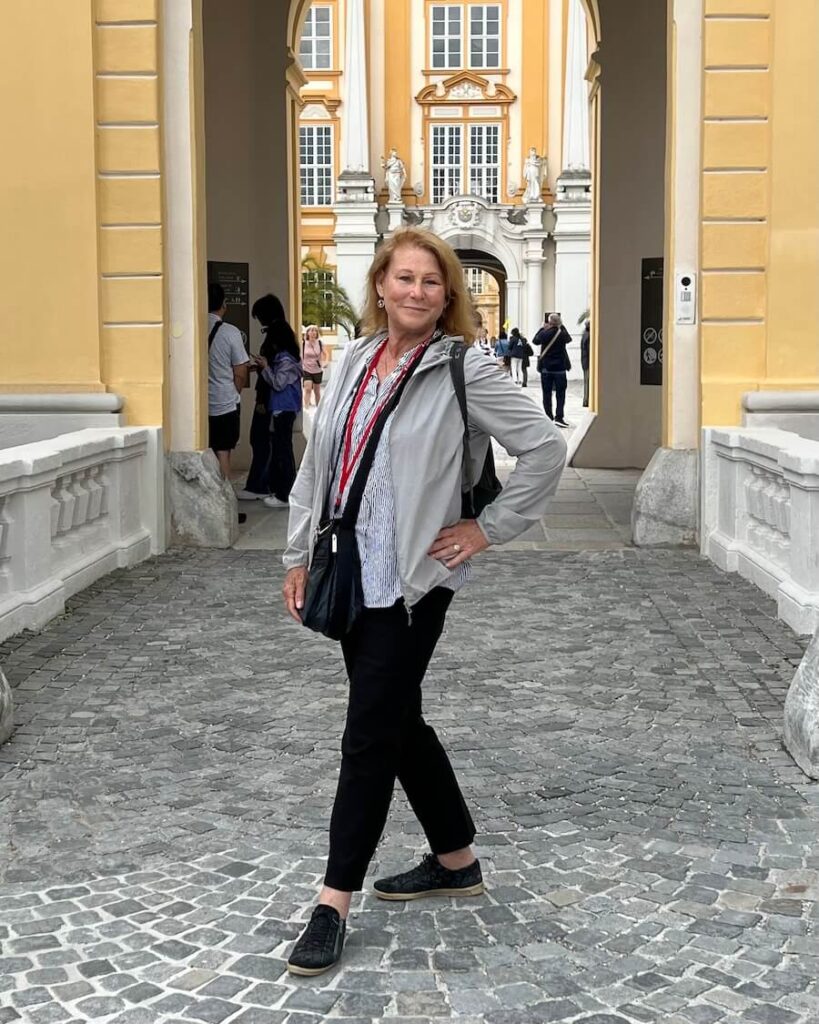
left=457, top=249, right=507, bottom=337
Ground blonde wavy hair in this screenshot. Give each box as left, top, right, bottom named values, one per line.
left=360, top=227, right=476, bottom=342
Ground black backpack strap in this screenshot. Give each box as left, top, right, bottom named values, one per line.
left=208, top=320, right=223, bottom=350
left=449, top=343, right=476, bottom=518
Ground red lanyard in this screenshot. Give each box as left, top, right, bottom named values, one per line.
left=334, top=338, right=427, bottom=511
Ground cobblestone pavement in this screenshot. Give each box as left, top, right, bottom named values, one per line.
left=1, top=547, right=818, bottom=1024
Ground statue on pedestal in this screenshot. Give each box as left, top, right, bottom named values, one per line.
left=381, top=148, right=406, bottom=204
left=523, top=147, right=545, bottom=204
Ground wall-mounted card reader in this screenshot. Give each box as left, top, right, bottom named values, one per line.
left=675, top=271, right=697, bottom=325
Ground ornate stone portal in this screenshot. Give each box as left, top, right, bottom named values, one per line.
left=784, top=628, right=819, bottom=779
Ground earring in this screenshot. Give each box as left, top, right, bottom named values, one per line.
left=377, top=298, right=385, bottom=309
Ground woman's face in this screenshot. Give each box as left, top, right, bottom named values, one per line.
left=377, top=246, right=447, bottom=340
left=306, top=327, right=319, bottom=343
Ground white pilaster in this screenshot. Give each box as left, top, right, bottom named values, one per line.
left=562, top=0, right=590, bottom=172
left=341, top=0, right=370, bottom=173
left=553, top=171, right=592, bottom=374
left=521, top=203, right=548, bottom=338
left=333, top=174, right=378, bottom=335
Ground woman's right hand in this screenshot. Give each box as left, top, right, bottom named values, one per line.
left=283, top=566, right=309, bottom=623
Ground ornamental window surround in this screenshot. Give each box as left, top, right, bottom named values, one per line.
left=299, top=6, right=333, bottom=70
left=430, top=4, right=501, bottom=70
left=299, top=124, right=334, bottom=206
left=430, top=122, right=501, bottom=204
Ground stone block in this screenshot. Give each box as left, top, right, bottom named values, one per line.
left=632, top=448, right=698, bottom=546
left=166, top=451, right=238, bottom=548
left=0, top=667, right=13, bottom=746
left=784, top=627, right=819, bottom=779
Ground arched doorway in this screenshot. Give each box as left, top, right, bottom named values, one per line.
left=456, top=249, right=507, bottom=338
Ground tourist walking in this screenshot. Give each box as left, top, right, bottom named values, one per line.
left=281, top=227, right=566, bottom=976
left=581, top=319, right=590, bottom=407
left=302, top=324, right=329, bottom=407
left=534, top=312, right=572, bottom=427
left=508, top=327, right=526, bottom=385
left=494, top=328, right=511, bottom=374
left=522, top=337, right=534, bottom=387
left=251, top=294, right=302, bottom=509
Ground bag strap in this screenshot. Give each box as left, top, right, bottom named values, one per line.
left=449, top=343, right=476, bottom=518
left=539, top=327, right=560, bottom=359
left=339, top=348, right=427, bottom=529
left=208, top=320, right=223, bottom=350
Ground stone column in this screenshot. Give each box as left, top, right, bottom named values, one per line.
left=333, top=0, right=377, bottom=338
left=521, top=209, right=547, bottom=338
left=553, top=0, right=591, bottom=363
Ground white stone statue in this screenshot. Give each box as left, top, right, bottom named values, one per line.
left=523, top=147, right=545, bottom=203
left=381, top=148, right=406, bottom=204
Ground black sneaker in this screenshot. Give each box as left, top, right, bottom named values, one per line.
left=554, top=418, right=571, bottom=428
left=287, top=904, right=346, bottom=976
left=373, top=853, right=484, bottom=901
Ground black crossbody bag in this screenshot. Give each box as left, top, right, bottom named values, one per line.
left=301, top=353, right=425, bottom=640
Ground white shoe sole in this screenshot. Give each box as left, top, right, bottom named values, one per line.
left=374, top=881, right=485, bottom=901
left=287, top=960, right=339, bottom=976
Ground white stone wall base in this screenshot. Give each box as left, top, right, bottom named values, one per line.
left=632, top=447, right=698, bottom=546
left=0, top=427, right=164, bottom=644
left=784, top=627, right=819, bottom=779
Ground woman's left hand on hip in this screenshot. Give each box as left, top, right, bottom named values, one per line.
left=428, top=519, right=489, bottom=568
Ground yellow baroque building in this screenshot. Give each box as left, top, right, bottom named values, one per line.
left=1, top=0, right=818, bottom=543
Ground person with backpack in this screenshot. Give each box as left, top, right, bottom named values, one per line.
left=280, top=227, right=566, bottom=977
left=250, top=293, right=302, bottom=508
left=507, top=327, right=527, bottom=386
left=494, top=328, right=511, bottom=374
left=533, top=312, right=573, bottom=427
left=302, top=324, right=329, bottom=406
left=207, top=282, right=252, bottom=481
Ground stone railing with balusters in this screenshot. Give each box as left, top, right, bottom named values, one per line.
left=0, top=428, right=164, bottom=642
left=701, top=427, right=819, bottom=635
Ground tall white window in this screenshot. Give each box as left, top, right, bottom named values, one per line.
left=299, top=6, right=332, bottom=70
left=469, top=124, right=500, bottom=202
left=431, top=125, right=463, bottom=203
left=431, top=5, right=463, bottom=69
left=300, top=125, right=333, bottom=206
left=465, top=267, right=485, bottom=293
left=470, top=5, right=501, bottom=68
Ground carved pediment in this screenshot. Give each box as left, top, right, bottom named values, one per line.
left=416, top=71, right=516, bottom=107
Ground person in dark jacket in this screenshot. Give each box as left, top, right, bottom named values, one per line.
left=533, top=313, right=572, bottom=427
left=507, top=328, right=527, bottom=386
left=521, top=338, right=534, bottom=388
left=580, top=320, right=590, bottom=407
left=245, top=293, right=302, bottom=507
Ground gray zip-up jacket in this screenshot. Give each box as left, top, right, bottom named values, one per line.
left=283, top=332, right=567, bottom=607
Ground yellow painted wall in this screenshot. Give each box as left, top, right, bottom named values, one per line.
left=94, top=0, right=167, bottom=428
left=765, top=0, right=819, bottom=386
left=0, top=2, right=103, bottom=392
left=700, top=0, right=819, bottom=425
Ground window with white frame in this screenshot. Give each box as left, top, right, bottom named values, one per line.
left=299, top=6, right=332, bottom=70
left=465, top=267, right=485, bottom=293
left=469, top=124, right=500, bottom=202
left=431, top=5, right=463, bottom=69
left=300, top=125, right=333, bottom=206
left=469, top=5, right=501, bottom=68
left=431, top=125, right=463, bottom=203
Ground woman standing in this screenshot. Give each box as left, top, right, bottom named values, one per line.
left=302, top=324, right=329, bottom=407
left=252, top=295, right=303, bottom=509
left=281, top=228, right=566, bottom=975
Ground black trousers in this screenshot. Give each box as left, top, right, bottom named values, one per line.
left=269, top=411, right=297, bottom=501
left=324, top=587, right=476, bottom=891
left=245, top=408, right=272, bottom=494
left=541, top=370, right=567, bottom=421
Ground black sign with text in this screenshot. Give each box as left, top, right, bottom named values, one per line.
left=640, top=257, right=664, bottom=386
left=207, top=260, right=250, bottom=350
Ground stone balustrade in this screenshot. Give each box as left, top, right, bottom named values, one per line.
left=701, top=426, right=819, bottom=635
left=0, top=428, right=165, bottom=643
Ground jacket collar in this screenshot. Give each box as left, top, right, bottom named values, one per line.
left=351, top=329, right=465, bottom=374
